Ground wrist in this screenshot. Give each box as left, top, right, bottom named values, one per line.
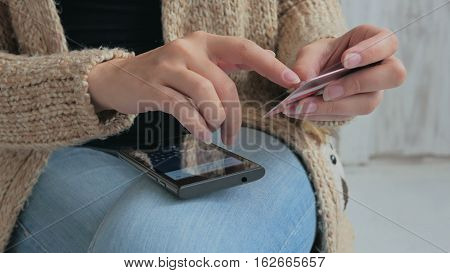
left=88, top=58, right=127, bottom=112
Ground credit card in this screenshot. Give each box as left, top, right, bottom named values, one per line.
left=264, top=62, right=380, bottom=117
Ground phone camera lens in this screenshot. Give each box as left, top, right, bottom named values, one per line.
left=241, top=177, right=248, bottom=182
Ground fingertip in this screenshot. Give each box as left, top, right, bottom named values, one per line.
left=342, top=52, right=362, bottom=69
left=221, top=133, right=234, bottom=147
left=220, top=126, right=239, bottom=147
left=221, top=135, right=231, bottom=146
left=282, top=68, right=301, bottom=85
left=197, top=129, right=213, bottom=145
left=292, top=64, right=317, bottom=81
left=265, top=49, right=276, bottom=57
left=323, top=84, right=345, bottom=101
left=220, top=127, right=228, bottom=145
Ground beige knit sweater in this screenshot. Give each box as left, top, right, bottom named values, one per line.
left=0, top=0, right=352, bottom=252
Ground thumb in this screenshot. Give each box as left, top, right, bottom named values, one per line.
left=292, top=39, right=333, bottom=81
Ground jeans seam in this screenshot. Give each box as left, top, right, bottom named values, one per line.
left=87, top=214, right=106, bottom=252
left=277, top=202, right=316, bottom=253
left=87, top=175, right=143, bottom=252
left=17, top=220, right=49, bottom=253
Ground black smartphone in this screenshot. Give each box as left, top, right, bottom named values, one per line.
left=117, top=134, right=265, bottom=198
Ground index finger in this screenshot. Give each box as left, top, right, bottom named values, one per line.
left=207, top=35, right=301, bottom=88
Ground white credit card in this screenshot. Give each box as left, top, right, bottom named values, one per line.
left=264, top=62, right=380, bottom=117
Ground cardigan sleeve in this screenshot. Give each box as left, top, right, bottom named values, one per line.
left=277, top=0, right=349, bottom=128
left=0, top=48, right=136, bottom=150
left=277, top=0, right=347, bottom=67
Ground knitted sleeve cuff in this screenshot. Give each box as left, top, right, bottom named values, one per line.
left=0, top=48, right=136, bottom=149
left=311, top=119, right=352, bottom=129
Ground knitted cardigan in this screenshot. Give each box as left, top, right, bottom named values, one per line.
left=0, top=0, right=353, bottom=252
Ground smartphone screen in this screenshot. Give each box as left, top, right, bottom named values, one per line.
left=120, top=134, right=261, bottom=187
left=152, top=146, right=244, bottom=181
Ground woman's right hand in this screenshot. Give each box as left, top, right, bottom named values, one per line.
left=88, top=31, right=300, bottom=145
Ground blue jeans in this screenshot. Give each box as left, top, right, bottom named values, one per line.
left=7, top=128, right=316, bottom=252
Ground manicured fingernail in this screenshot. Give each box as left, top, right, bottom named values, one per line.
left=282, top=69, right=301, bottom=84
left=304, top=102, right=317, bottom=114
left=343, top=53, right=361, bottom=69
left=324, top=85, right=344, bottom=101
left=266, top=50, right=276, bottom=57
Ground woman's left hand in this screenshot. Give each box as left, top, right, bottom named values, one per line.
left=284, top=24, right=407, bottom=121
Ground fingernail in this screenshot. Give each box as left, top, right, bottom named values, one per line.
left=199, top=130, right=213, bottom=144
left=266, top=50, right=276, bottom=57
left=291, top=102, right=316, bottom=114
left=324, top=85, right=344, bottom=101
left=282, top=69, right=301, bottom=84
left=304, top=102, right=317, bottom=114
left=295, top=104, right=303, bottom=114
left=343, top=53, right=361, bottom=69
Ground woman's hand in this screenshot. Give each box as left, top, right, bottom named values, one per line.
left=284, top=24, right=407, bottom=121
left=88, top=31, right=300, bottom=145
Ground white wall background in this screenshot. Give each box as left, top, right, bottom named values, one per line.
left=338, top=0, right=450, bottom=164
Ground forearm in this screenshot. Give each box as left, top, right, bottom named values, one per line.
left=0, top=48, right=135, bottom=150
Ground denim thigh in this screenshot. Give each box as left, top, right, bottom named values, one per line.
left=7, top=128, right=316, bottom=253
